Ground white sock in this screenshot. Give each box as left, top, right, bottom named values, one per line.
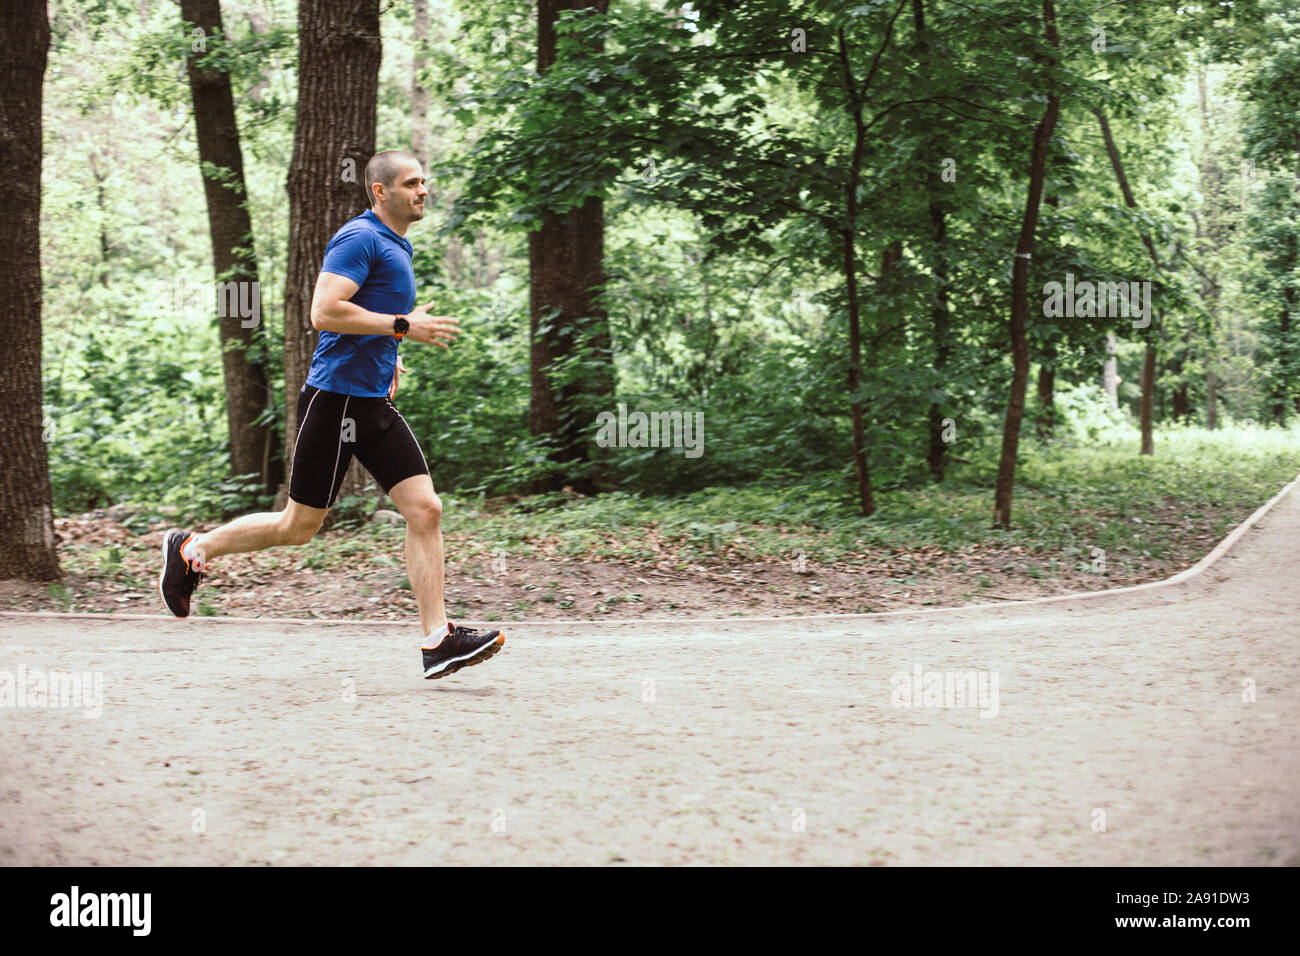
left=181, top=535, right=206, bottom=571
left=422, top=623, right=452, bottom=649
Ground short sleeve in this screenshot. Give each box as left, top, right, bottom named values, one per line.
left=321, top=227, right=374, bottom=287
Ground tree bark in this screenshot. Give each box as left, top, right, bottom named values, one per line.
left=1139, top=346, right=1156, bottom=454
left=283, top=0, right=381, bottom=510
left=0, top=0, right=59, bottom=580
left=528, top=0, right=614, bottom=494
left=181, top=0, right=279, bottom=499
left=1034, top=189, right=1061, bottom=440
left=1035, top=361, right=1055, bottom=439
left=992, top=0, right=1059, bottom=530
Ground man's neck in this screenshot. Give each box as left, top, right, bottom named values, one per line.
left=370, top=204, right=408, bottom=238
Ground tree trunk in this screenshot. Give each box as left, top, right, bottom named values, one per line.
left=1103, top=331, right=1120, bottom=409
left=0, top=0, right=59, bottom=580
left=1271, top=303, right=1293, bottom=424
left=528, top=0, right=614, bottom=495
left=877, top=239, right=904, bottom=363
left=1206, top=369, right=1217, bottom=429
left=836, top=23, right=887, bottom=517
left=1094, top=106, right=1162, bottom=454
left=1170, top=330, right=1190, bottom=421
left=1034, top=188, right=1061, bottom=441
left=181, top=0, right=279, bottom=499
left=88, top=152, right=112, bottom=287
left=412, top=0, right=429, bottom=169
left=992, top=0, right=1059, bottom=530
left=915, top=0, right=950, bottom=482
left=283, top=0, right=381, bottom=512
left=926, top=197, right=950, bottom=481
left=1196, top=63, right=1223, bottom=431
left=1139, top=346, right=1156, bottom=454
left=1035, top=361, right=1055, bottom=439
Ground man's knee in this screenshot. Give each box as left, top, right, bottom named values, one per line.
left=280, top=505, right=324, bottom=545
left=406, top=495, right=443, bottom=534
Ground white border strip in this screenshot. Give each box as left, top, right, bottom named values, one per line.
left=4, top=470, right=1297, bottom=630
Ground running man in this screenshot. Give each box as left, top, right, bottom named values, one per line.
left=158, top=149, right=504, bottom=680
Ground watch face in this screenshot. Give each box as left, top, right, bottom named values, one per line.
left=394, top=317, right=410, bottom=334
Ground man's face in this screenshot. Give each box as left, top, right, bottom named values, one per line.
left=376, top=159, right=427, bottom=222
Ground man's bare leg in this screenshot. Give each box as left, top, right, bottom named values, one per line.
left=387, top=474, right=446, bottom=640
left=188, top=500, right=329, bottom=567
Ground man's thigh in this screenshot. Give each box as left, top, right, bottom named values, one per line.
left=355, top=398, right=431, bottom=499
left=288, top=385, right=357, bottom=509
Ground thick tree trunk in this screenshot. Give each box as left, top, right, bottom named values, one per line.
left=181, top=0, right=279, bottom=499
left=283, top=0, right=381, bottom=510
left=528, top=0, right=614, bottom=494
left=527, top=198, right=611, bottom=493
left=0, top=0, right=58, bottom=580
left=992, top=0, right=1059, bottom=530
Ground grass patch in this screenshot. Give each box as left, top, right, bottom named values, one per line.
left=405, top=423, right=1300, bottom=569
left=56, top=423, right=1300, bottom=584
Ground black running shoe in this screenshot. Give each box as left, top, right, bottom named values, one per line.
left=159, top=529, right=204, bottom=618
left=422, top=624, right=505, bottom=679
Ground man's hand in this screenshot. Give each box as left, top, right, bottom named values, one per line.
left=405, top=299, right=460, bottom=349
left=388, top=355, right=407, bottom=401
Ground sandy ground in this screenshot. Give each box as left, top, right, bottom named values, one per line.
left=1, top=487, right=1298, bottom=866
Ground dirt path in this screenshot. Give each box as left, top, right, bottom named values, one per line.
left=2, top=481, right=1298, bottom=866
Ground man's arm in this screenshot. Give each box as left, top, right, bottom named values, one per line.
left=309, top=271, right=459, bottom=346
left=310, top=272, right=400, bottom=335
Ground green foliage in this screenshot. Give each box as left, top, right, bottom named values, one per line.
left=32, top=0, right=1300, bottom=530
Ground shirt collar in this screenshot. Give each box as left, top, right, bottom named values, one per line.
left=362, top=208, right=412, bottom=249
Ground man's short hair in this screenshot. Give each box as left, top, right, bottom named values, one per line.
left=364, top=150, right=418, bottom=205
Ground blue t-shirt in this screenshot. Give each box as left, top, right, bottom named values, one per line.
left=306, top=208, right=416, bottom=397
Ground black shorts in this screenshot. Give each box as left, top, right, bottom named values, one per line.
left=288, top=384, right=431, bottom=509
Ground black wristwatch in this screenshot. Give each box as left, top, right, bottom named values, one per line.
left=392, top=315, right=409, bottom=340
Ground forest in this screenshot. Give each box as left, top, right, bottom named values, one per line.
left=2, top=0, right=1298, bottom=621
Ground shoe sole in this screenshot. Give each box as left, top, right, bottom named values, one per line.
left=158, top=529, right=189, bottom=619
left=424, top=633, right=505, bottom=679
